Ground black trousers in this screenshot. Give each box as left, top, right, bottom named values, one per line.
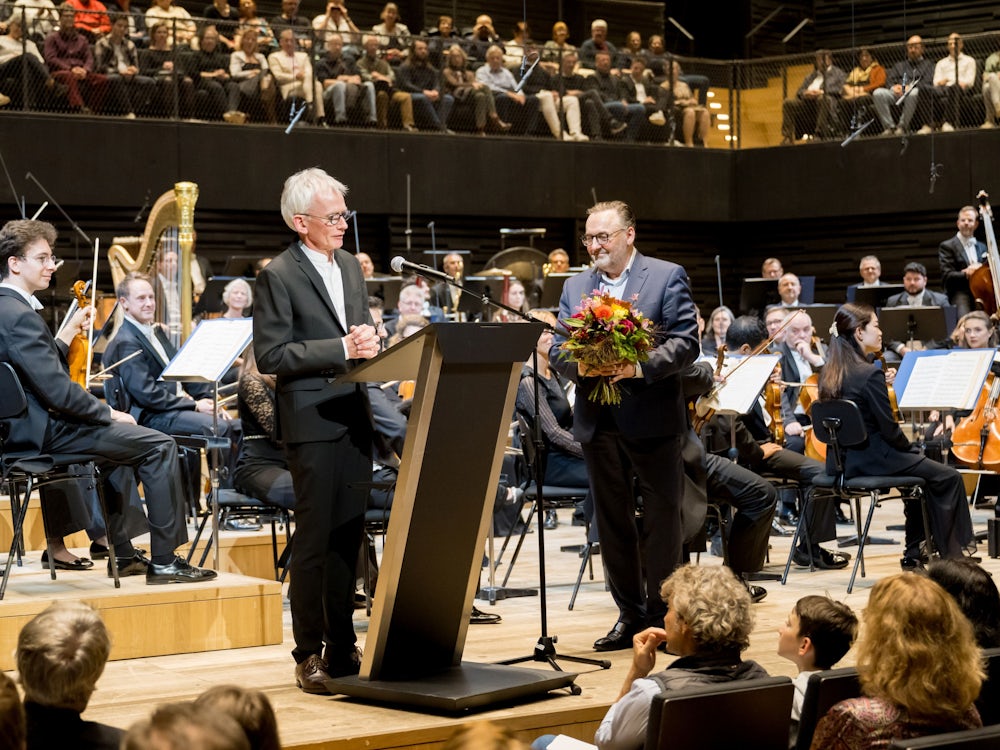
left=285, top=433, right=371, bottom=664
left=582, top=429, right=684, bottom=628
left=705, top=455, right=777, bottom=576
left=753, top=447, right=838, bottom=547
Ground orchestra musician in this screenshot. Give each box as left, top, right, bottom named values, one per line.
left=0, top=219, right=216, bottom=584
left=818, top=303, right=974, bottom=569
left=777, top=309, right=825, bottom=456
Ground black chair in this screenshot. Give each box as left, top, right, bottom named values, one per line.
left=887, top=725, right=1000, bottom=749
left=792, top=399, right=929, bottom=593
left=975, top=646, right=1000, bottom=726
left=645, top=676, right=794, bottom=749
left=794, top=666, right=862, bottom=750
left=0, top=362, right=119, bottom=598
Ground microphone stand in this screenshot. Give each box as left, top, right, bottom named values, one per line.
left=424, top=271, right=610, bottom=677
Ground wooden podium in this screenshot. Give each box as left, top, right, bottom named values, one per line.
left=329, top=322, right=578, bottom=711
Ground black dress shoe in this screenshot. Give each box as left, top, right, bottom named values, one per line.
left=594, top=621, right=638, bottom=652
left=543, top=509, right=559, bottom=530
left=41, top=551, right=94, bottom=571
left=108, top=550, right=150, bottom=577
left=792, top=546, right=850, bottom=570
left=224, top=517, right=262, bottom=531
left=901, top=556, right=926, bottom=571
left=470, top=605, right=501, bottom=624
left=89, top=541, right=110, bottom=559
left=146, top=556, right=218, bottom=585
left=295, top=654, right=332, bottom=694
left=325, top=646, right=363, bottom=678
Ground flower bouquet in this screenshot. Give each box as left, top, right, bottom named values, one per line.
left=560, top=291, right=656, bottom=406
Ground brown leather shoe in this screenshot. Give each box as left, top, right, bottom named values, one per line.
left=295, top=654, right=333, bottom=695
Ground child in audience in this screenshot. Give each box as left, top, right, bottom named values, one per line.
left=778, top=595, right=859, bottom=722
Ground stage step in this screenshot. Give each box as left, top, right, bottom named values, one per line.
left=0, top=565, right=282, bottom=671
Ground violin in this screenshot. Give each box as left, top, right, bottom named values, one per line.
left=764, top=362, right=784, bottom=445
left=692, top=345, right=726, bottom=434
left=875, top=350, right=901, bottom=423
left=951, top=373, right=1000, bottom=470
left=67, top=280, right=94, bottom=389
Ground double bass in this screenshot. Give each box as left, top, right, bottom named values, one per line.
left=967, top=190, right=1000, bottom=315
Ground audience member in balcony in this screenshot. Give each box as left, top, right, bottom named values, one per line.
left=617, top=30, right=645, bottom=69
left=502, top=20, right=529, bottom=69
left=144, top=0, right=194, bottom=48
left=236, top=0, right=274, bottom=55
left=517, top=44, right=585, bottom=141
left=311, top=1, right=360, bottom=56
left=578, top=18, right=617, bottom=71
left=592, top=49, right=644, bottom=139
left=555, top=50, right=626, bottom=140
left=17, top=601, right=124, bottom=750
left=11, top=0, right=59, bottom=42
left=0, top=15, right=59, bottom=108
left=872, top=35, right=934, bottom=136
left=540, top=20, right=574, bottom=75
left=843, top=47, right=885, bottom=104
left=269, top=27, right=323, bottom=124
left=229, top=28, right=274, bottom=122
left=442, top=43, right=509, bottom=135
left=475, top=43, right=539, bottom=135
left=203, top=0, right=238, bottom=49
left=931, top=32, right=976, bottom=133
left=66, top=0, right=110, bottom=40
left=426, top=14, right=461, bottom=69
left=780, top=49, right=846, bottom=144
left=316, top=31, right=374, bottom=126
left=189, top=24, right=236, bottom=120
left=646, top=34, right=669, bottom=79
left=270, top=0, right=311, bottom=51
left=983, top=49, right=1000, bottom=128
left=139, top=20, right=194, bottom=116
left=356, top=32, right=413, bottom=130
left=44, top=4, right=110, bottom=113
left=622, top=55, right=669, bottom=141
left=465, top=13, right=501, bottom=64
left=669, top=60, right=711, bottom=146
left=94, top=13, right=154, bottom=117
left=810, top=574, right=982, bottom=749
left=396, top=37, right=452, bottom=132
left=371, top=1, right=408, bottom=65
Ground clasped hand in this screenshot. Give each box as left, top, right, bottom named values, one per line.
left=348, top=324, right=380, bottom=360
left=578, top=361, right=636, bottom=382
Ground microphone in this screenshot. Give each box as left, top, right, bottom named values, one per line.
left=390, top=256, right=454, bottom=283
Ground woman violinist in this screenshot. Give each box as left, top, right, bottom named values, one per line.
left=818, top=303, right=974, bottom=568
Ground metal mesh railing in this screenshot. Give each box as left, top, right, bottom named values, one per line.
left=2, top=8, right=998, bottom=150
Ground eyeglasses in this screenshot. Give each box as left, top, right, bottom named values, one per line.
left=18, top=253, right=59, bottom=266
left=579, top=227, right=626, bottom=248
left=298, top=210, right=356, bottom=226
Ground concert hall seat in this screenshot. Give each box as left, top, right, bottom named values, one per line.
left=793, top=666, right=861, bottom=750
left=887, top=725, right=1000, bottom=749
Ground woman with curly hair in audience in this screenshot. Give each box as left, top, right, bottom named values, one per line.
left=811, top=573, right=984, bottom=749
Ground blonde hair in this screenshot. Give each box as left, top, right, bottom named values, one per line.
left=442, top=721, right=529, bottom=750
left=16, top=601, right=110, bottom=712
left=660, top=565, right=754, bottom=652
left=856, top=574, right=984, bottom=721
left=223, top=277, right=254, bottom=308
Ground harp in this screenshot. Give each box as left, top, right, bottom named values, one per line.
left=108, top=182, right=199, bottom=347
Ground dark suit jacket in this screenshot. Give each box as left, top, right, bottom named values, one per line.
left=835, top=363, right=921, bottom=477
left=103, top=318, right=211, bottom=423
left=884, top=289, right=949, bottom=307
left=939, top=235, right=987, bottom=297
left=550, top=249, right=699, bottom=443
left=253, top=241, right=373, bottom=445
left=0, top=288, right=110, bottom=454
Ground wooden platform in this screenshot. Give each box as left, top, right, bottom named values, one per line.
left=4, top=499, right=998, bottom=749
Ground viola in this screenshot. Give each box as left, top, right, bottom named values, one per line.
left=875, top=351, right=901, bottom=423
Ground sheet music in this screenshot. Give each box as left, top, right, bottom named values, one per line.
left=703, top=354, right=780, bottom=415
left=897, top=349, right=995, bottom=410
left=160, top=318, right=253, bottom=383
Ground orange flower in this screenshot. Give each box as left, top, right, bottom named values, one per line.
left=593, top=304, right=613, bottom=319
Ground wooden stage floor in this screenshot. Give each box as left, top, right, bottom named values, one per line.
left=4, top=500, right=998, bottom=749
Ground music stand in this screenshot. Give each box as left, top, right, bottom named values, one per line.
left=223, top=254, right=268, bottom=278
left=366, top=276, right=402, bottom=311
left=798, top=275, right=816, bottom=304
left=854, top=284, right=906, bottom=309
left=739, top=278, right=779, bottom=316
left=879, top=307, right=955, bottom=351
left=539, top=273, right=573, bottom=310
left=457, top=276, right=507, bottom=319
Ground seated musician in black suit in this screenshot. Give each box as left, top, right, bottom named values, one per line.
left=104, top=271, right=242, bottom=506
left=0, top=219, right=215, bottom=583
left=883, top=261, right=950, bottom=359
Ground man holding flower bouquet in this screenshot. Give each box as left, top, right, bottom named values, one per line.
left=550, top=200, right=700, bottom=652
